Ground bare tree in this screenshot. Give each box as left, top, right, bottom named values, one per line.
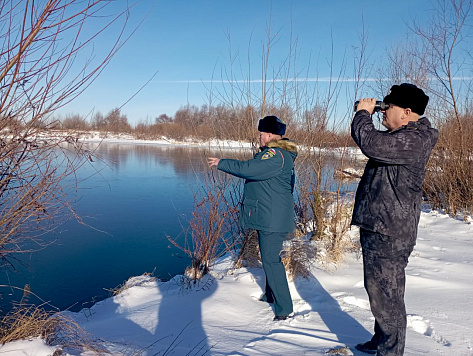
left=90, top=111, right=106, bottom=130
left=0, top=1, right=136, bottom=263
left=408, top=0, right=473, bottom=215
left=410, top=0, right=472, bottom=143
left=155, top=113, right=172, bottom=124
left=61, top=114, right=89, bottom=130
left=104, top=108, right=131, bottom=133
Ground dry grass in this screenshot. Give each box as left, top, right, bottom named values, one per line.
left=322, top=197, right=356, bottom=264
left=234, top=229, right=261, bottom=269
left=106, top=272, right=157, bottom=297
left=0, top=304, right=107, bottom=354
left=295, top=180, right=356, bottom=266
left=282, top=231, right=316, bottom=281
left=234, top=228, right=317, bottom=282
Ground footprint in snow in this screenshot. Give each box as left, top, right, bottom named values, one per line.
left=250, top=292, right=264, bottom=301
left=407, top=314, right=451, bottom=346
left=342, top=296, right=370, bottom=310
left=354, top=280, right=364, bottom=288
left=293, top=299, right=312, bottom=319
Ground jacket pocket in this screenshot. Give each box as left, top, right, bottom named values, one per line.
left=242, top=198, right=259, bottom=225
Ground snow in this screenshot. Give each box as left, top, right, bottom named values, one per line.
left=1, top=210, right=472, bottom=355
left=1, top=135, right=471, bottom=355
left=51, top=130, right=255, bottom=150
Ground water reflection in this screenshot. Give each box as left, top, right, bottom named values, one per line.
left=1, top=143, right=216, bottom=312
left=0, top=143, right=360, bottom=313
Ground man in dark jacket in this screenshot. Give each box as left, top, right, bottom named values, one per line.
left=208, top=115, right=297, bottom=321
left=352, top=83, right=438, bottom=356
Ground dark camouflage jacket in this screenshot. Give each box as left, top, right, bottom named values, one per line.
left=217, top=139, right=297, bottom=233
left=351, top=110, right=438, bottom=241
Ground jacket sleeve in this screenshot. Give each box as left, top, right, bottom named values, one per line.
left=217, top=150, right=285, bottom=180
left=351, top=110, right=422, bottom=164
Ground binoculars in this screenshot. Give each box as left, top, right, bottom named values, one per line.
left=353, top=100, right=389, bottom=112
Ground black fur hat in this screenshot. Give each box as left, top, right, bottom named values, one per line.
left=258, top=115, right=286, bottom=135
left=383, top=83, right=429, bottom=115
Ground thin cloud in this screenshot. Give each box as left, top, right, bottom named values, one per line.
left=155, top=77, right=473, bottom=84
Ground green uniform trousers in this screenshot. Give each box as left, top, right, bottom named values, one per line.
left=258, top=230, right=293, bottom=316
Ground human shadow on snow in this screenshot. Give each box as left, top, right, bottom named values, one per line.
left=76, top=274, right=217, bottom=355
left=153, top=275, right=217, bottom=355
left=244, top=268, right=372, bottom=354
left=293, top=270, right=372, bottom=350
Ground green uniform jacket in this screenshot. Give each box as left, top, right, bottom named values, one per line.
left=217, top=139, right=298, bottom=233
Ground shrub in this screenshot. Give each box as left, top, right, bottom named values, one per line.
left=424, top=112, right=473, bottom=216
left=169, top=172, right=240, bottom=281
left=61, top=115, right=90, bottom=131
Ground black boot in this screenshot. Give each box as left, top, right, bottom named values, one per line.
left=273, top=314, right=294, bottom=321
left=355, top=340, right=377, bottom=354
left=258, top=294, right=274, bottom=304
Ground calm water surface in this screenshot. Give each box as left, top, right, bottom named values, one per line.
left=0, top=142, right=358, bottom=313
left=1, top=143, right=216, bottom=312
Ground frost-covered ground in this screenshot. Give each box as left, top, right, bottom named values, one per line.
left=1, top=210, right=472, bottom=355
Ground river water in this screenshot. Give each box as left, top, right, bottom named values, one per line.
left=1, top=143, right=219, bottom=312
left=0, top=142, right=359, bottom=313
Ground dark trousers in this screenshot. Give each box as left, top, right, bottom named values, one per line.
left=360, top=229, right=415, bottom=356
left=258, top=230, right=293, bottom=316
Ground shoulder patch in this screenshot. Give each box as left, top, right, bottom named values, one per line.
left=261, top=148, right=276, bottom=160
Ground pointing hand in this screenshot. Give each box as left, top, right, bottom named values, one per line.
left=208, top=157, right=220, bottom=168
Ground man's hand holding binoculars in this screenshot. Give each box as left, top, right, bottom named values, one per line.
left=355, top=98, right=377, bottom=114
left=354, top=99, right=390, bottom=114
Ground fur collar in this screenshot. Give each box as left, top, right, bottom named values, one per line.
left=267, top=138, right=298, bottom=153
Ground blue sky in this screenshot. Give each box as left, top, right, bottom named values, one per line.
left=58, top=0, right=459, bottom=125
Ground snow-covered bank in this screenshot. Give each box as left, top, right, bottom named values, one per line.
left=2, top=210, right=472, bottom=355
left=37, top=129, right=366, bottom=159
left=46, top=130, right=254, bottom=151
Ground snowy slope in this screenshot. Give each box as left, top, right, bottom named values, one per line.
left=1, top=211, right=472, bottom=356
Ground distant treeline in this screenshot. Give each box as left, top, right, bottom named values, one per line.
left=58, top=104, right=355, bottom=148
left=57, top=102, right=473, bottom=217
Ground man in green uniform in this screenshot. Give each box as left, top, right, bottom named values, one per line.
left=208, top=115, right=297, bottom=320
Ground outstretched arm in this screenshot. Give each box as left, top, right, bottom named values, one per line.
left=216, top=151, right=284, bottom=181
left=208, top=157, right=220, bottom=168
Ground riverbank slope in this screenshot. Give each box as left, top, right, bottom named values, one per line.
left=1, top=210, right=472, bottom=355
